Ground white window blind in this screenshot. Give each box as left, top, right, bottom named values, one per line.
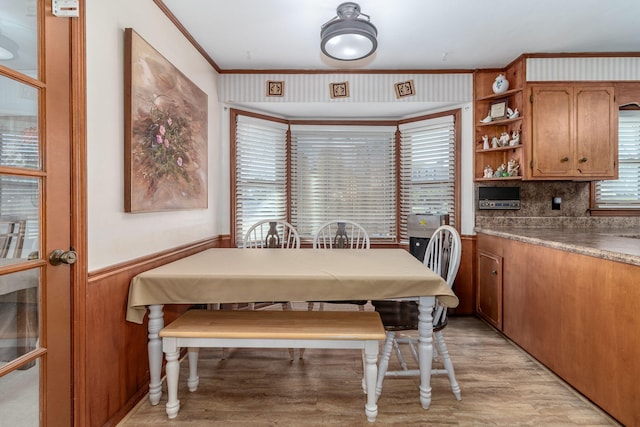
left=290, top=125, right=397, bottom=241
left=234, top=115, right=289, bottom=247
left=594, top=110, right=640, bottom=209
left=399, top=115, right=456, bottom=242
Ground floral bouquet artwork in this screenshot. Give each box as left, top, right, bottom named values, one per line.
left=124, top=28, right=208, bottom=212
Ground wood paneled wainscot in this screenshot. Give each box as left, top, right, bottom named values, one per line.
left=476, top=233, right=640, bottom=427
left=84, top=237, right=228, bottom=427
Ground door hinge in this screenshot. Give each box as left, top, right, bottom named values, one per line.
left=530, top=95, right=533, bottom=103
left=53, top=0, right=79, bottom=17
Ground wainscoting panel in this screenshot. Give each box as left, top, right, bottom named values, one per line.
left=84, top=236, right=227, bottom=427
left=453, top=235, right=476, bottom=315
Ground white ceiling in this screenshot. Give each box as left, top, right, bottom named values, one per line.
left=1, top=1, right=639, bottom=118
left=162, top=0, right=640, bottom=71
left=161, top=0, right=640, bottom=118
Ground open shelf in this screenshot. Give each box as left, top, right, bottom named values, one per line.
left=476, top=145, right=523, bottom=153
left=474, top=60, right=526, bottom=182
left=477, top=117, right=522, bottom=127
left=476, top=88, right=523, bottom=101
left=475, top=176, right=523, bottom=182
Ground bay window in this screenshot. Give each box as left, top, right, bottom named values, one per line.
left=231, top=109, right=459, bottom=246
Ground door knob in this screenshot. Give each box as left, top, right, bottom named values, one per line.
left=49, top=249, right=78, bottom=265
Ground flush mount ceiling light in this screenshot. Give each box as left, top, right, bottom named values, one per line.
left=320, top=2, right=377, bottom=61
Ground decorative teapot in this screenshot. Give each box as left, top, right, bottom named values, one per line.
left=492, top=74, right=509, bottom=94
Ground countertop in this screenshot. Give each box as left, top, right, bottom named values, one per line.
left=475, top=227, right=640, bottom=267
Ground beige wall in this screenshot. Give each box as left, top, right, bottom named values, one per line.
left=86, top=0, right=222, bottom=271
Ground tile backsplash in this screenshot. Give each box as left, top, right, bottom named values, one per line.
left=475, top=181, right=639, bottom=229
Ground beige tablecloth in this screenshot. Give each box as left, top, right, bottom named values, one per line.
left=126, top=248, right=458, bottom=324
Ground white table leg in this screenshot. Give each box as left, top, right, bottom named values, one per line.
left=363, top=341, right=379, bottom=422
left=164, top=348, right=181, bottom=419
left=147, top=304, right=164, bottom=405
left=418, top=296, right=435, bottom=410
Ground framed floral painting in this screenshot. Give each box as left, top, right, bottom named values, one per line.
left=124, top=28, right=208, bottom=212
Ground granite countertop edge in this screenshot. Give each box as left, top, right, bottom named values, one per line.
left=475, top=227, right=640, bottom=267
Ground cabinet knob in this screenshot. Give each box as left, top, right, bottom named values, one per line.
left=560, top=157, right=569, bottom=163
left=579, top=157, right=588, bottom=163
left=491, top=270, right=498, bottom=275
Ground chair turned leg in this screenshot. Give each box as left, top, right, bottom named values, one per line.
left=187, top=347, right=200, bottom=392
left=434, top=330, right=461, bottom=400
left=375, top=331, right=395, bottom=400
left=392, top=338, right=409, bottom=370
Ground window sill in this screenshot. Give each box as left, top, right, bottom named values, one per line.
left=589, top=208, right=640, bottom=217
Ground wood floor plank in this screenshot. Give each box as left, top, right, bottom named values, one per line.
left=118, top=306, right=620, bottom=426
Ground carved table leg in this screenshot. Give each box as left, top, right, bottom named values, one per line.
left=418, top=296, right=435, bottom=410
left=147, top=304, right=164, bottom=405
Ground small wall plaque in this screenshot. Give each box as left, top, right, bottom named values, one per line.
left=394, top=80, right=415, bottom=98
left=266, top=80, right=284, bottom=97
left=489, top=98, right=508, bottom=120
left=329, top=82, right=349, bottom=99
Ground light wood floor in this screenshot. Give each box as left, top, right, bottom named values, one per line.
left=119, top=305, right=620, bottom=426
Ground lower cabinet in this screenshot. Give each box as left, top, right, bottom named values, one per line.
left=475, top=233, right=640, bottom=427
left=475, top=250, right=502, bottom=330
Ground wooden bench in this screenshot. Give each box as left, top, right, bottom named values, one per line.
left=159, top=309, right=387, bottom=422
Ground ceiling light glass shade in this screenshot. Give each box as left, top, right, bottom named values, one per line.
left=321, top=2, right=377, bottom=61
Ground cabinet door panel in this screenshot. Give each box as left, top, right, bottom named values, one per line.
left=575, top=87, right=617, bottom=177
left=531, top=86, right=573, bottom=177
left=476, top=250, right=502, bottom=330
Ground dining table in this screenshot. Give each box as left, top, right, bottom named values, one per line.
left=126, top=248, right=459, bottom=410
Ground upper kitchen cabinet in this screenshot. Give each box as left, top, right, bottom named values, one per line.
left=474, top=60, right=525, bottom=181
left=528, top=83, right=618, bottom=180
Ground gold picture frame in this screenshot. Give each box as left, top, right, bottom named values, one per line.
left=124, top=28, right=208, bottom=213
left=394, top=80, right=415, bottom=98
left=329, top=82, right=349, bottom=99
left=266, top=80, right=284, bottom=97
left=489, top=99, right=508, bottom=120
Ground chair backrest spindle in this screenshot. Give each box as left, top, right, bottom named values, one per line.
left=244, top=219, right=300, bottom=249
left=313, top=220, right=370, bottom=249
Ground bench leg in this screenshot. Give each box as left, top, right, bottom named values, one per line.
left=361, top=350, right=366, bottom=393
left=187, top=347, right=200, bottom=392
left=165, top=350, right=181, bottom=419
left=363, top=341, right=379, bottom=422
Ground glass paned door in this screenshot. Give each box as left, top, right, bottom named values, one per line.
left=0, top=43, right=42, bottom=427
left=0, top=1, right=74, bottom=425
